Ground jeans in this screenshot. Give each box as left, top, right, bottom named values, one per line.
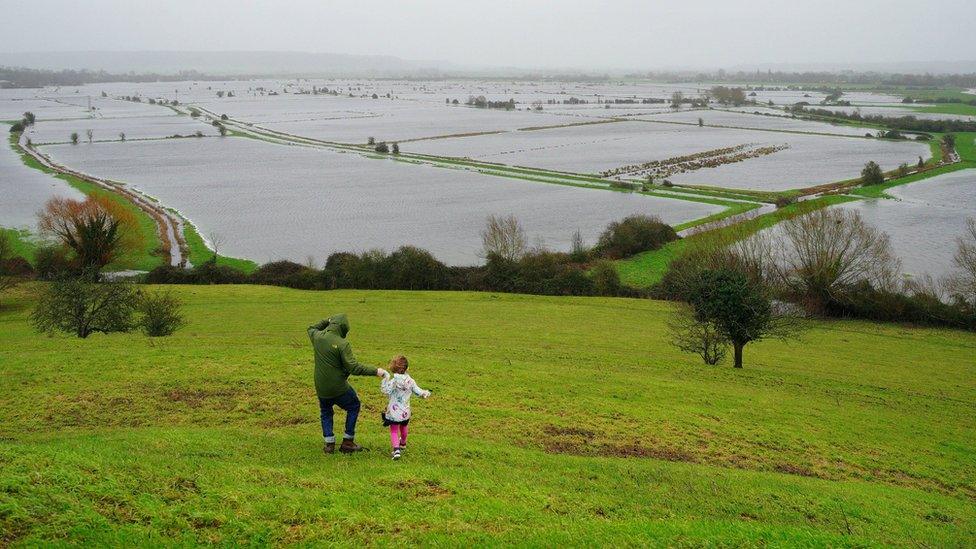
left=318, top=387, right=361, bottom=443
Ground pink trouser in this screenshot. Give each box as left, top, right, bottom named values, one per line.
left=389, top=424, right=409, bottom=448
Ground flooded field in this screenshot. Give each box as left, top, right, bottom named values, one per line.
left=839, top=169, right=976, bottom=279
left=41, top=137, right=722, bottom=265
left=0, top=129, right=84, bottom=229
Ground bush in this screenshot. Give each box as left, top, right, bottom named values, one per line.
left=30, top=277, right=137, bottom=338
left=860, top=161, right=884, bottom=186
left=192, top=262, right=247, bottom=284
left=374, top=142, right=389, bottom=153
left=33, top=245, right=74, bottom=280
left=137, top=290, right=186, bottom=336
left=250, top=260, right=316, bottom=288
left=9, top=121, right=24, bottom=133
left=145, top=265, right=192, bottom=284
left=774, top=196, right=795, bottom=209
left=594, top=215, right=678, bottom=259
left=590, top=260, right=622, bottom=296
left=385, top=246, right=450, bottom=290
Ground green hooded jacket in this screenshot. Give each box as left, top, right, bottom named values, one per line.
left=307, top=314, right=378, bottom=399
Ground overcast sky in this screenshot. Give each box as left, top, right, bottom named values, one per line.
left=1, top=0, right=974, bottom=70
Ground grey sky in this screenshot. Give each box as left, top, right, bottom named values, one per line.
left=1, top=0, right=973, bottom=70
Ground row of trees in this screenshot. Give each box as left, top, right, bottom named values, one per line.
left=790, top=105, right=976, bottom=133
left=142, top=215, right=676, bottom=298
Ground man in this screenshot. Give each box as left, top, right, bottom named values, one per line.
left=307, top=314, right=386, bottom=454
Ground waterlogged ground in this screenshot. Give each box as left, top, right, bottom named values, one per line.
left=839, top=169, right=976, bottom=279
left=0, top=128, right=84, bottom=229
left=42, top=137, right=722, bottom=265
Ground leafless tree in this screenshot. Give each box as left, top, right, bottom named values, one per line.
left=118, top=132, right=126, bottom=142
left=778, top=208, right=899, bottom=311
left=481, top=214, right=527, bottom=261
left=945, top=218, right=976, bottom=305
left=206, top=230, right=224, bottom=264
left=667, top=304, right=728, bottom=365
left=86, top=129, right=93, bottom=144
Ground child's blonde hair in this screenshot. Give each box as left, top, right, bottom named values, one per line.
left=389, top=355, right=409, bottom=374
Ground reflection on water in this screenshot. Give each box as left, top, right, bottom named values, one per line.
left=840, top=169, right=976, bottom=279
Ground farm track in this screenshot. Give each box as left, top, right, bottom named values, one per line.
left=16, top=134, right=188, bottom=267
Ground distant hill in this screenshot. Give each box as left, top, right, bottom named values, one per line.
left=0, top=50, right=456, bottom=77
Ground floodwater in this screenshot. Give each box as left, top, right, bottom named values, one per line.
left=839, top=169, right=976, bottom=279
left=0, top=129, right=85, bottom=230
left=43, top=137, right=723, bottom=265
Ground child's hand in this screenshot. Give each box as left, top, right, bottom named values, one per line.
left=423, top=390, right=432, bottom=399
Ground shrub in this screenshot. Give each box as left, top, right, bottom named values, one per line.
left=136, top=290, right=186, bottom=336
left=192, top=262, right=247, bottom=284
left=33, top=245, right=74, bottom=280
left=860, top=161, right=884, bottom=186
left=145, top=265, right=192, bottom=284
left=385, top=246, right=450, bottom=290
left=30, top=277, right=137, bottom=338
left=374, top=142, right=389, bottom=153
left=250, top=260, right=315, bottom=288
left=774, top=196, right=795, bottom=209
left=590, top=260, right=622, bottom=296
left=594, top=215, right=678, bottom=259
left=9, top=121, right=24, bottom=133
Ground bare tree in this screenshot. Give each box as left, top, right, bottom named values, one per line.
left=206, top=230, right=224, bottom=264
left=119, top=132, right=126, bottom=142
left=481, top=214, right=527, bottom=262
left=86, top=129, right=93, bottom=144
left=778, top=208, right=899, bottom=311
left=667, top=303, right=728, bottom=365
left=945, top=218, right=976, bottom=305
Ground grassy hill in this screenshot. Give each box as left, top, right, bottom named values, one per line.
left=1, top=285, right=974, bottom=546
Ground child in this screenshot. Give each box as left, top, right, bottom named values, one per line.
left=380, top=355, right=431, bottom=460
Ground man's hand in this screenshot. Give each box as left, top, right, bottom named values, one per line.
left=376, top=368, right=388, bottom=378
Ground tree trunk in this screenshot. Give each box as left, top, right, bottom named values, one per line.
left=733, top=342, right=744, bottom=368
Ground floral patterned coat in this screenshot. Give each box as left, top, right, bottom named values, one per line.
left=381, top=373, right=430, bottom=422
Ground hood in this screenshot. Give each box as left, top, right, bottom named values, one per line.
left=324, top=314, right=350, bottom=338
left=391, top=373, right=412, bottom=390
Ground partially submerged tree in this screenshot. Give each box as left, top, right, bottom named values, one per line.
left=946, top=218, right=976, bottom=306
left=86, top=129, right=93, bottom=144
left=30, top=276, right=137, bottom=338
left=778, top=208, right=899, bottom=312
left=481, top=214, right=527, bottom=262
left=37, top=196, right=143, bottom=277
left=860, top=161, right=884, bottom=186
left=70, top=132, right=79, bottom=145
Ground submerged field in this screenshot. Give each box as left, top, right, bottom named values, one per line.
left=0, top=285, right=974, bottom=545
left=840, top=168, right=976, bottom=278
left=42, top=137, right=722, bottom=265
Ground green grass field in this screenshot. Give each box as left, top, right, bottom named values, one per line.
left=1, top=285, right=973, bottom=546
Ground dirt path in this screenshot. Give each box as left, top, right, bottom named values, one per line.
left=17, top=135, right=188, bottom=267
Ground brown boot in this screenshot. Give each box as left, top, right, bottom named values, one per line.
left=339, top=438, right=364, bottom=453
left=323, top=441, right=336, bottom=454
